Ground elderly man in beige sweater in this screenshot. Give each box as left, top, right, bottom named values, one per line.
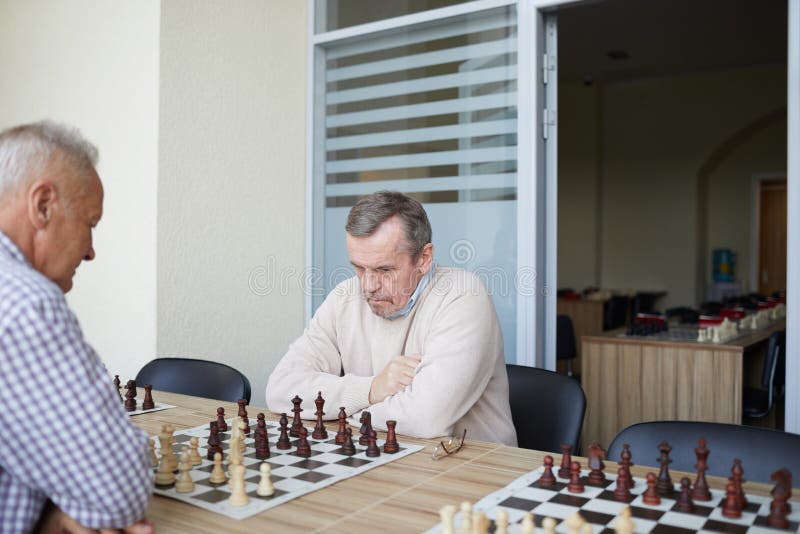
left=265, top=191, right=517, bottom=446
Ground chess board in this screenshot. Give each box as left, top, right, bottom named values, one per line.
left=127, top=401, right=175, bottom=416
left=152, top=419, right=424, bottom=520
left=425, top=466, right=800, bottom=533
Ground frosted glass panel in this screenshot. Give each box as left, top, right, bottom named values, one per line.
left=314, top=6, right=519, bottom=361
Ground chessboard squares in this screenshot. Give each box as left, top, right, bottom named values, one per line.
left=496, top=496, right=540, bottom=512
left=578, top=495, right=630, bottom=518
left=706, top=504, right=758, bottom=526
left=648, top=523, right=696, bottom=534
left=528, top=501, right=589, bottom=522
left=597, top=489, right=636, bottom=504
left=290, top=458, right=329, bottom=470
left=245, top=470, right=284, bottom=484
left=629, top=493, right=673, bottom=512
left=752, top=514, right=800, bottom=531
left=265, top=453, right=310, bottom=467
left=309, top=462, right=357, bottom=477
left=191, top=488, right=232, bottom=504
left=667, top=501, right=714, bottom=518
left=549, top=493, right=590, bottom=508
left=334, top=456, right=373, bottom=468
left=304, top=440, right=344, bottom=453
left=656, top=510, right=712, bottom=531
left=529, top=480, right=567, bottom=493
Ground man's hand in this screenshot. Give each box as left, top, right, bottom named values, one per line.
left=369, top=354, right=422, bottom=403
left=38, top=504, right=154, bottom=534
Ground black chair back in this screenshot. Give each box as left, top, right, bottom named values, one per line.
left=608, top=421, right=800, bottom=484
left=556, top=315, right=577, bottom=362
left=761, top=330, right=785, bottom=390
left=506, top=365, right=586, bottom=453
left=136, top=357, right=252, bottom=403
left=604, top=296, right=630, bottom=330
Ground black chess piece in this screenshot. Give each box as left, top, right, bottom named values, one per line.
left=366, top=429, right=380, bottom=457
left=124, top=380, right=137, bottom=411
left=276, top=413, right=291, bottom=450
left=216, top=407, right=228, bottom=432
left=295, top=427, right=311, bottom=457
left=656, top=441, right=674, bottom=496
left=290, top=395, right=303, bottom=437
left=312, top=391, right=328, bottom=439
left=341, top=427, right=356, bottom=456
left=359, top=411, right=372, bottom=446
left=335, top=407, right=348, bottom=444
left=677, top=477, right=694, bottom=512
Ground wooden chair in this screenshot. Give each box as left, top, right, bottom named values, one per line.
left=506, top=364, right=586, bottom=453
left=136, top=357, right=252, bottom=403
left=608, top=420, right=800, bottom=484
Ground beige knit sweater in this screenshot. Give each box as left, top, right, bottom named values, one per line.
left=265, top=266, right=517, bottom=446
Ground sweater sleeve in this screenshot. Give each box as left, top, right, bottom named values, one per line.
left=265, top=290, right=373, bottom=418
left=365, top=279, right=503, bottom=439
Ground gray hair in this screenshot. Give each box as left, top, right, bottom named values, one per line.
left=345, top=191, right=432, bottom=259
left=0, top=120, right=99, bottom=201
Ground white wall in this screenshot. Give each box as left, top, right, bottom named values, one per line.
left=558, top=65, right=786, bottom=310
left=157, top=1, right=307, bottom=404
left=0, top=1, right=160, bottom=382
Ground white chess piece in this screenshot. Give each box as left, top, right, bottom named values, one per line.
left=189, top=437, right=203, bottom=465
left=564, top=512, right=586, bottom=534
left=228, top=464, right=249, bottom=506
left=149, top=438, right=158, bottom=467
left=154, top=448, right=176, bottom=486
left=542, top=517, right=557, bottom=534
left=457, top=501, right=472, bottom=534
left=520, top=512, right=535, bottom=534
left=175, top=450, right=195, bottom=493
left=470, top=511, right=488, bottom=534
left=256, top=462, right=275, bottom=497
left=615, top=506, right=635, bottom=534
left=209, top=452, right=227, bottom=484
left=494, top=510, right=509, bottom=534
left=439, top=504, right=456, bottom=534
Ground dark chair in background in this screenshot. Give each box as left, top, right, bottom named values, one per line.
left=506, top=365, right=586, bottom=453
left=604, top=295, right=630, bottom=330
left=743, top=330, right=786, bottom=420
left=608, top=420, right=800, bottom=484
left=556, top=315, right=577, bottom=376
left=136, top=357, right=252, bottom=403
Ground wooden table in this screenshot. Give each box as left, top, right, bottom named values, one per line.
left=581, top=320, right=786, bottom=452
left=133, top=391, right=796, bottom=533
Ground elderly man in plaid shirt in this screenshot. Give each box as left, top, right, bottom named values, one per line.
left=0, top=122, right=153, bottom=533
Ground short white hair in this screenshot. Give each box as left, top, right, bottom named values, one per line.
left=0, top=120, right=99, bottom=200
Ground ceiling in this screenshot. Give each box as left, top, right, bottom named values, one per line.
left=555, top=0, right=788, bottom=84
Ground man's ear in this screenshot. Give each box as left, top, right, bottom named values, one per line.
left=417, top=242, right=434, bottom=272
left=28, top=181, right=57, bottom=230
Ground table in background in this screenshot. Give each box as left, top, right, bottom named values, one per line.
left=135, top=391, right=792, bottom=533
left=581, top=319, right=786, bottom=452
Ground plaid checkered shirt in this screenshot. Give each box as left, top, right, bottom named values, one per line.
left=0, top=231, right=153, bottom=533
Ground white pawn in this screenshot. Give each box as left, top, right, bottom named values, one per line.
left=208, top=452, right=227, bottom=484
left=175, top=449, right=195, bottom=493
left=470, top=511, right=488, bottom=534
left=157, top=426, right=175, bottom=474
left=494, top=510, right=509, bottom=534
left=188, top=437, right=203, bottom=465
left=542, top=517, right=557, bottom=534
left=439, top=505, right=456, bottom=534
left=520, top=512, right=535, bottom=534
left=256, top=462, right=274, bottom=497
left=154, top=448, right=176, bottom=486
left=228, top=463, right=249, bottom=506
left=564, top=512, right=586, bottom=534
left=457, top=501, right=472, bottom=534
left=615, top=506, right=635, bottom=534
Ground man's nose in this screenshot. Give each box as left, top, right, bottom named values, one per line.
left=361, top=271, right=380, bottom=293
left=84, top=245, right=96, bottom=261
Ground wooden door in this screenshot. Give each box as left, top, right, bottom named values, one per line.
left=758, top=180, right=787, bottom=295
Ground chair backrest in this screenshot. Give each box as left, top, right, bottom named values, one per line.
left=761, top=330, right=786, bottom=391
left=604, top=296, right=630, bottom=330
left=135, top=357, right=252, bottom=403
left=607, top=421, right=800, bottom=484
left=506, top=365, right=586, bottom=453
left=556, top=315, right=576, bottom=361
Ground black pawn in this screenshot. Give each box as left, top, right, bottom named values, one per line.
left=276, top=413, right=291, bottom=450
left=558, top=444, right=572, bottom=479
left=539, top=455, right=557, bottom=487
left=237, top=399, right=250, bottom=434
left=341, top=427, right=356, bottom=456
left=290, top=395, right=303, bottom=437
left=295, top=427, right=311, bottom=457
left=216, top=407, right=228, bottom=432
left=255, top=416, right=270, bottom=459
left=613, top=467, right=631, bottom=502
left=366, top=429, right=380, bottom=457
left=113, top=375, right=122, bottom=402
left=677, top=477, right=694, bottom=512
